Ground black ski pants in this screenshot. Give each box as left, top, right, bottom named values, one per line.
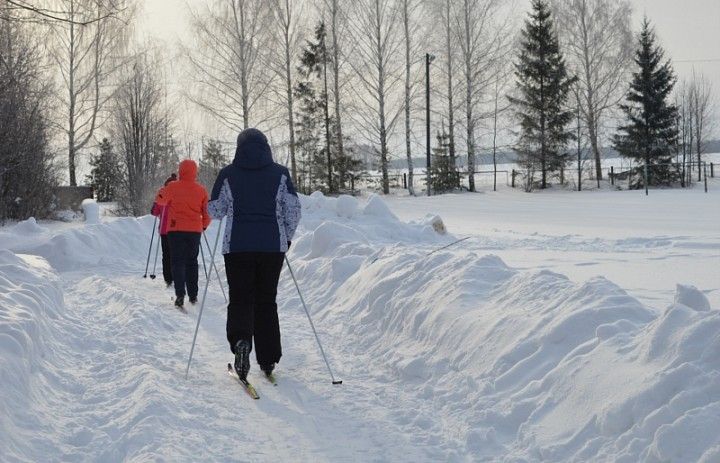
left=160, top=234, right=173, bottom=285
left=224, top=252, right=284, bottom=366
left=168, top=231, right=201, bottom=300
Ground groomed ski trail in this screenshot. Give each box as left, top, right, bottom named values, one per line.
left=38, top=267, right=446, bottom=462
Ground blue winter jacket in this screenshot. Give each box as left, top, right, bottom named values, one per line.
left=208, top=128, right=301, bottom=254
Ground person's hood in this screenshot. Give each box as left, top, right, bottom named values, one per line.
left=233, top=128, right=273, bottom=170
left=178, top=159, right=198, bottom=181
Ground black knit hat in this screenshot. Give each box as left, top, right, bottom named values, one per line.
left=164, top=173, right=177, bottom=186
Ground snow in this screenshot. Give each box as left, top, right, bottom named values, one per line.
left=362, top=193, right=399, bottom=220
left=10, top=217, right=47, bottom=234
left=334, top=194, right=359, bottom=219
left=82, top=198, right=101, bottom=224
left=0, top=187, right=718, bottom=461
left=386, top=185, right=720, bottom=309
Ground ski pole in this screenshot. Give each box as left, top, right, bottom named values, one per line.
left=199, top=236, right=209, bottom=280
left=425, top=236, right=472, bottom=257
left=143, top=216, right=158, bottom=278
left=285, top=256, right=342, bottom=385
left=150, top=233, right=161, bottom=279
left=203, top=232, right=227, bottom=303
left=370, top=236, right=472, bottom=264
left=185, top=218, right=223, bottom=379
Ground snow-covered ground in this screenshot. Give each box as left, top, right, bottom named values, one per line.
left=386, top=183, right=720, bottom=309
left=1, top=186, right=718, bottom=462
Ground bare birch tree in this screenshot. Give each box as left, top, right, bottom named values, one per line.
left=490, top=64, right=512, bottom=191
left=186, top=0, right=275, bottom=132
left=454, top=0, right=509, bottom=192
left=323, top=0, right=348, bottom=175
left=112, top=50, right=172, bottom=215
left=48, top=0, right=132, bottom=186
left=268, top=0, right=304, bottom=183
left=400, top=0, right=424, bottom=195
left=347, top=0, right=404, bottom=194
left=687, top=72, right=715, bottom=181
left=439, top=0, right=458, bottom=168
left=1, top=0, right=122, bottom=25
left=552, top=0, right=633, bottom=181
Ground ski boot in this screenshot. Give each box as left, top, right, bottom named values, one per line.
left=234, top=339, right=252, bottom=381
left=260, top=363, right=275, bottom=375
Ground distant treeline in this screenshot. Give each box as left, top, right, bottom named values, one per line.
left=387, top=140, right=720, bottom=170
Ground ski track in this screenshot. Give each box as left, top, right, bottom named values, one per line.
left=34, top=264, right=442, bottom=463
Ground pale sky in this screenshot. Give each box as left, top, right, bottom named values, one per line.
left=631, top=0, right=720, bottom=92
left=135, top=0, right=720, bottom=146
left=137, top=0, right=720, bottom=81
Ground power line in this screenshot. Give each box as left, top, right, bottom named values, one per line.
left=673, top=58, right=720, bottom=63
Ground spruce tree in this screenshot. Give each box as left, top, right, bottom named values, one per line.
left=86, top=138, right=121, bottom=202
left=429, top=126, right=458, bottom=194
left=509, top=0, right=576, bottom=190
left=293, top=79, right=323, bottom=194
left=299, top=22, right=334, bottom=192
left=294, top=22, right=358, bottom=194
left=613, top=19, right=679, bottom=187
left=199, top=139, right=227, bottom=190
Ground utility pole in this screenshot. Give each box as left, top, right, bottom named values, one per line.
left=577, top=98, right=582, bottom=191
left=426, top=53, right=435, bottom=196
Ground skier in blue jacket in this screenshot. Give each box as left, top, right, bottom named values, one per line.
left=208, top=128, right=301, bottom=381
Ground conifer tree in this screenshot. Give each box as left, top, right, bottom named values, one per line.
left=298, top=22, right=334, bottom=192
left=429, top=126, right=458, bottom=194
left=509, top=0, right=576, bottom=190
left=613, top=19, right=679, bottom=187
left=86, top=138, right=121, bottom=202
left=294, top=22, right=358, bottom=194
left=199, top=139, right=227, bottom=191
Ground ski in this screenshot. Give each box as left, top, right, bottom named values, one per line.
left=263, top=372, right=278, bottom=386
left=226, top=363, right=260, bottom=399
left=172, top=297, right=187, bottom=313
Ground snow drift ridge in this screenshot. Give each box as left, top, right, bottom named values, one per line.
left=285, top=197, right=720, bottom=462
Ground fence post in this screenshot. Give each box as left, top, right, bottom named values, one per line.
left=704, top=163, right=708, bottom=193
left=403, top=173, right=407, bottom=189
left=511, top=169, right=516, bottom=188
left=644, top=163, right=649, bottom=196
left=577, top=164, right=582, bottom=191
left=711, top=163, right=715, bottom=178
left=610, top=166, right=613, bottom=186
left=560, top=165, right=564, bottom=185
left=351, top=175, right=355, bottom=194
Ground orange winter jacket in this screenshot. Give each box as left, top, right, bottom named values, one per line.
left=155, top=160, right=211, bottom=233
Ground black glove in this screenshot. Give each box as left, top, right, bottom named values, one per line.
left=287, top=241, right=291, bottom=249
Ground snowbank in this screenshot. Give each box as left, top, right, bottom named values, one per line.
left=0, top=250, right=64, bottom=460
left=10, top=217, right=47, bottom=234
left=17, top=217, right=153, bottom=271
left=3, top=194, right=449, bottom=274
left=284, top=199, right=719, bottom=461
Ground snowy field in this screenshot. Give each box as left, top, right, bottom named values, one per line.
left=386, top=183, right=720, bottom=309
left=1, top=185, right=719, bottom=462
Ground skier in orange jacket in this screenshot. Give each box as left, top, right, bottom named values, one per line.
left=155, top=160, right=211, bottom=308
